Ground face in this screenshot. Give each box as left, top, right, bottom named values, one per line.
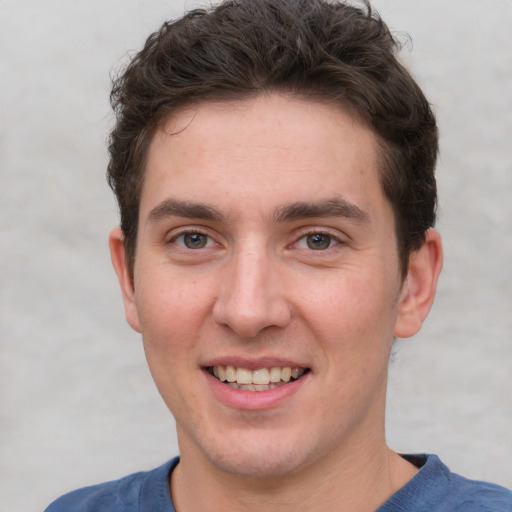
left=111, top=93, right=431, bottom=479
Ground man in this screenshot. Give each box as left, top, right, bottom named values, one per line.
left=46, top=0, right=512, bottom=510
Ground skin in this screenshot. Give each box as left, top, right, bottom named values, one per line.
left=110, top=93, right=443, bottom=511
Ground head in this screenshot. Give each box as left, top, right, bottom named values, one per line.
left=107, top=0, right=443, bottom=485
left=107, top=0, right=438, bottom=278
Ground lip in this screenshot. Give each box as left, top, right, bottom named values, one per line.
left=202, top=365, right=310, bottom=411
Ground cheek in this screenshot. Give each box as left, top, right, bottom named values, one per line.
left=134, top=276, right=213, bottom=378
left=136, top=269, right=213, bottom=329
left=298, top=270, right=399, bottom=349
left=135, top=278, right=210, bottom=412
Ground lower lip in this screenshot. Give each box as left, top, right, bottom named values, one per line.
left=204, top=370, right=309, bottom=410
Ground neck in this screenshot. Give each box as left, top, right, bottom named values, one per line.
left=171, top=435, right=417, bottom=512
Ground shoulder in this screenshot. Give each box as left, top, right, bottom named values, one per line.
left=380, top=454, right=512, bottom=512
left=44, top=458, right=178, bottom=512
left=443, top=468, right=512, bottom=512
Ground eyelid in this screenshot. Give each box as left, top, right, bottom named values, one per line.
left=292, top=228, right=345, bottom=250
left=167, top=227, right=218, bottom=249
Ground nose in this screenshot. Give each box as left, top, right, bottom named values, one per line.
left=212, top=246, right=292, bottom=338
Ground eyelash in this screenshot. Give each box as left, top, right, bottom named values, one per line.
left=293, top=231, right=342, bottom=251
left=168, top=229, right=217, bottom=250
left=167, top=228, right=343, bottom=252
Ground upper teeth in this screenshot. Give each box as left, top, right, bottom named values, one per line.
left=212, top=365, right=305, bottom=385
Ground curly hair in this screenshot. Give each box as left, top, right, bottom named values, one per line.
left=108, top=0, right=438, bottom=277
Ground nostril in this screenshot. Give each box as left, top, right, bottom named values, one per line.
left=213, top=298, right=292, bottom=338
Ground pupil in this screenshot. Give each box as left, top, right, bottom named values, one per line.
left=307, top=233, right=330, bottom=250
left=184, top=233, right=207, bottom=248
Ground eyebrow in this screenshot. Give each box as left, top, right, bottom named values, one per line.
left=147, top=196, right=369, bottom=225
left=272, top=197, right=369, bottom=224
left=148, top=199, right=224, bottom=222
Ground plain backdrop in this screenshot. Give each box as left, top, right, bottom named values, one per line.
left=1, top=1, right=511, bottom=511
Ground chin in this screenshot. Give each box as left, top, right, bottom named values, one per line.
left=210, top=450, right=305, bottom=480
left=191, top=428, right=322, bottom=480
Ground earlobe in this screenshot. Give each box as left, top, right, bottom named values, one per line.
left=394, top=228, right=443, bottom=338
left=109, top=227, right=141, bottom=333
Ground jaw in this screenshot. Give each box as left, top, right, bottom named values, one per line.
left=175, top=381, right=389, bottom=483
left=174, top=363, right=388, bottom=479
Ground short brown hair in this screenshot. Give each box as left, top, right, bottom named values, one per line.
left=108, top=0, right=438, bottom=276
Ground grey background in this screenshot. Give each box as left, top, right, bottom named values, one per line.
left=1, top=1, right=511, bottom=511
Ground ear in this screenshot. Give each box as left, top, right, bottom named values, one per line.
left=109, top=227, right=141, bottom=333
left=394, top=228, right=443, bottom=338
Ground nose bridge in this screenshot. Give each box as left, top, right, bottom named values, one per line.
left=213, top=239, right=290, bottom=337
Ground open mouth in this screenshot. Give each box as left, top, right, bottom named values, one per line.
left=206, top=365, right=310, bottom=391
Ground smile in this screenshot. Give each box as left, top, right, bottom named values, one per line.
left=207, top=365, right=309, bottom=391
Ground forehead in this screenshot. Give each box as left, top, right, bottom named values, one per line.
left=141, top=93, right=386, bottom=219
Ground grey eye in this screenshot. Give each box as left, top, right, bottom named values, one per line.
left=306, top=233, right=332, bottom=250
left=182, top=233, right=209, bottom=249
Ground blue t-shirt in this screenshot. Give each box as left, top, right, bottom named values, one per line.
left=45, top=454, right=512, bottom=511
